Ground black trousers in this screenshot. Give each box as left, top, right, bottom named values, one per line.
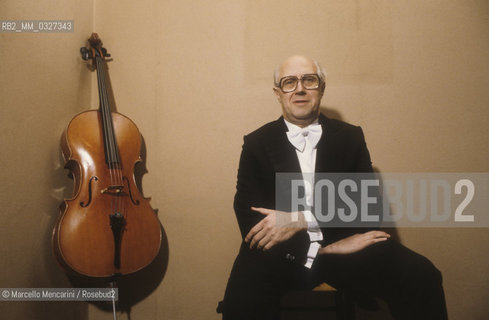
left=222, top=239, right=447, bottom=320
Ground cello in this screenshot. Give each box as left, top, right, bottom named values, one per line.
left=52, top=33, right=161, bottom=279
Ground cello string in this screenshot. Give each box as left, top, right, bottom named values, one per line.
left=96, top=56, right=117, bottom=217
left=97, top=51, right=125, bottom=273
left=102, top=58, right=124, bottom=218
left=98, top=55, right=125, bottom=220
left=98, top=56, right=124, bottom=272
left=103, top=58, right=121, bottom=217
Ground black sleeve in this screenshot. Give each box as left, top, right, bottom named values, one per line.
left=232, top=136, right=309, bottom=264
left=353, top=126, right=374, bottom=173
left=318, top=125, right=381, bottom=244
left=357, top=126, right=382, bottom=226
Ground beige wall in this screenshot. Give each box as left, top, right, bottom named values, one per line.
left=1, top=0, right=488, bottom=319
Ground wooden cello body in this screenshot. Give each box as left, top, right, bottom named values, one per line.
left=52, top=34, right=161, bottom=278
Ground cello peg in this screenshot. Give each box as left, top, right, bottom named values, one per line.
left=80, top=47, right=91, bottom=60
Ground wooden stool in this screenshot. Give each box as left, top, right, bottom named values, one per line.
left=216, top=283, right=360, bottom=319
left=280, top=283, right=355, bottom=320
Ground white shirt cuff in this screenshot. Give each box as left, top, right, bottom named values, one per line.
left=303, top=210, right=323, bottom=242
left=304, top=242, right=321, bottom=269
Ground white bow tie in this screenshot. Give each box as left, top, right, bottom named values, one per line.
left=286, top=123, right=322, bottom=152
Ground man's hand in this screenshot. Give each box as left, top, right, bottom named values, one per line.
left=319, top=231, right=390, bottom=255
left=245, top=207, right=307, bottom=251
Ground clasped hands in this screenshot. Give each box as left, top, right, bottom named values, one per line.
left=245, top=207, right=390, bottom=255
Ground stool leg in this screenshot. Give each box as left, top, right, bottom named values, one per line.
left=335, top=289, right=355, bottom=320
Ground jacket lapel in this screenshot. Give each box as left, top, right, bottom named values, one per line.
left=315, top=114, right=341, bottom=173
left=264, top=117, right=302, bottom=173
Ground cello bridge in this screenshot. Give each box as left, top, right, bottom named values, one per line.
left=101, top=185, right=124, bottom=194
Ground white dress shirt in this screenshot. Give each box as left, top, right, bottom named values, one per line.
left=284, top=119, right=323, bottom=268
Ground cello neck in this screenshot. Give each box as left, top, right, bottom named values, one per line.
left=94, top=55, right=121, bottom=168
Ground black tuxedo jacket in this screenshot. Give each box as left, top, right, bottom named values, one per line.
left=223, top=115, right=447, bottom=318
left=232, top=113, right=374, bottom=266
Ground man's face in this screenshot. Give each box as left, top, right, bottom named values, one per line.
left=273, top=56, right=324, bottom=127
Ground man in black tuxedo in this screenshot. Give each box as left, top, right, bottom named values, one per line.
left=221, top=55, right=447, bottom=319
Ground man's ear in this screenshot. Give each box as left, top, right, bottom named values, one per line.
left=319, top=81, right=326, bottom=98
left=273, top=87, right=281, bottom=101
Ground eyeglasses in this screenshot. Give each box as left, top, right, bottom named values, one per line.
left=276, top=74, right=322, bottom=93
